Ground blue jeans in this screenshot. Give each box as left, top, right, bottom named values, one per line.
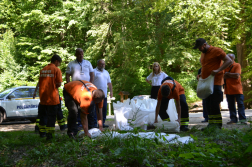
left=226, top=94, right=246, bottom=122
left=94, top=98, right=108, bottom=125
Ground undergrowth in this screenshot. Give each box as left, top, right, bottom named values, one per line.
left=0, top=126, right=252, bottom=167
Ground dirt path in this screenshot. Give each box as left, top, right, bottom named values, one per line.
left=1, top=112, right=251, bottom=132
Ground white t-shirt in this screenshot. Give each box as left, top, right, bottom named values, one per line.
left=146, top=71, right=168, bottom=86
left=66, top=59, right=94, bottom=81
left=93, top=68, right=111, bottom=97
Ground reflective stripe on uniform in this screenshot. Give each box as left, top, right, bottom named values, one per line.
left=39, top=125, right=46, bottom=132
left=208, top=114, right=222, bottom=124
left=57, top=118, right=65, bottom=126
left=181, top=118, right=189, bottom=125
left=46, top=127, right=55, bottom=134
left=181, top=122, right=189, bottom=125
left=163, top=118, right=170, bottom=122
left=36, top=119, right=40, bottom=126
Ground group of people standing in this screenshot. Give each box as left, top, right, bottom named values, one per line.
left=36, top=37, right=247, bottom=140
left=149, top=38, right=247, bottom=132
left=36, top=48, right=113, bottom=140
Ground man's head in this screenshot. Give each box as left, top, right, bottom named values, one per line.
left=75, top=48, right=84, bottom=62
left=193, top=38, right=209, bottom=53
left=227, top=53, right=235, bottom=62
left=92, top=89, right=105, bottom=104
left=97, top=59, right=105, bottom=71
left=161, top=85, right=171, bottom=98
left=51, top=54, right=62, bottom=67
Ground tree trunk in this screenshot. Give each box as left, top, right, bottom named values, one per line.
left=236, top=41, right=252, bottom=109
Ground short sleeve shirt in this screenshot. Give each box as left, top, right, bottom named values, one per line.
left=66, top=59, right=94, bottom=81
left=146, top=71, right=168, bottom=86
left=93, top=68, right=111, bottom=98
left=157, top=80, right=185, bottom=101
left=224, top=62, right=243, bottom=95
left=39, top=63, right=62, bottom=105
left=64, top=80, right=103, bottom=114
left=201, top=46, right=226, bottom=85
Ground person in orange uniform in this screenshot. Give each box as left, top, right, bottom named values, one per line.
left=224, top=54, right=247, bottom=124
left=38, top=55, right=62, bottom=140
left=63, top=80, right=105, bottom=138
left=154, top=78, right=189, bottom=131
left=193, top=38, right=232, bottom=130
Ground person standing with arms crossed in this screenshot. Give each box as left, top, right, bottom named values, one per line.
left=193, top=38, right=232, bottom=130
left=38, top=54, right=62, bottom=140
left=146, top=62, right=168, bottom=99
left=66, top=48, right=96, bottom=129
left=93, top=59, right=113, bottom=128
left=224, top=54, right=247, bottom=124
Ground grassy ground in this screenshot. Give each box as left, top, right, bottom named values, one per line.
left=0, top=123, right=252, bottom=167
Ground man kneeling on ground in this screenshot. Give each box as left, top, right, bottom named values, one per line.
left=154, top=78, right=189, bottom=131
left=63, top=80, right=105, bottom=138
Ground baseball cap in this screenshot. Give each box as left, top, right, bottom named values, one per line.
left=193, top=38, right=206, bottom=49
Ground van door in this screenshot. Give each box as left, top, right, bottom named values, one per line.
left=6, top=88, right=31, bottom=117
left=27, top=88, right=40, bottom=116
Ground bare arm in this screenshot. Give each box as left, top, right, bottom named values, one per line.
left=154, top=100, right=162, bottom=123
left=175, top=100, right=181, bottom=125
left=96, top=105, right=103, bottom=132
left=211, top=55, right=232, bottom=76
left=108, top=83, right=113, bottom=98
left=80, top=111, right=91, bottom=138
left=33, top=82, right=39, bottom=99
left=146, top=79, right=152, bottom=85
left=66, top=73, right=71, bottom=83
left=90, top=72, right=94, bottom=83
left=224, top=72, right=240, bottom=79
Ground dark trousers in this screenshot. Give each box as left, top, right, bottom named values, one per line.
left=203, top=99, right=208, bottom=120
left=77, top=105, right=97, bottom=128
left=39, top=104, right=58, bottom=136
left=36, top=97, right=65, bottom=131
left=63, top=89, right=96, bottom=136
left=94, top=97, right=108, bottom=125
left=205, top=85, right=223, bottom=127
left=151, top=86, right=160, bottom=99
left=226, top=94, right=246, bottom=122
left=158, top=94, right=189, bottom=126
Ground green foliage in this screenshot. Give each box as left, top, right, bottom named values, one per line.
left=1, top=126, right=252, bottom=166
left=0, top=0, right=252, bottom=103
left=0, top=30, right=29, bottom=91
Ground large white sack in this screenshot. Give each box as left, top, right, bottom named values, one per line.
left=167, top=99, right=178, bottom=121
left=113, top=100, right=134, bottom=130
left=114, top=107, right=133, bottom=130
left=153, top=121, right=180, bottom=132
left=147, top=99, right=178, bottom=124
left=197, top=75, right=214, bottom=99
left=113, top=98, right=178, bottom=131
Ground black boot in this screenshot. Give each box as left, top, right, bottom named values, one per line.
left=60, top=124, right=67, bottom=131
left=180, top=125, right=189, bottom=132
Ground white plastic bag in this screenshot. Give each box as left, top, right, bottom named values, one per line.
left=197, top=75, right=215, bottom=99
left=113, top=100, right=133, bottom=130
left=78, top=128, right=101, bottom=138
left=153, top=121, right=180, bottom=132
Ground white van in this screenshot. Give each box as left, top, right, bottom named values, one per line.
left=0, top=86, right=40, bottom=123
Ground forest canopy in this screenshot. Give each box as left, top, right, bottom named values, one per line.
left=0, top=0, right=251, bottom=106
